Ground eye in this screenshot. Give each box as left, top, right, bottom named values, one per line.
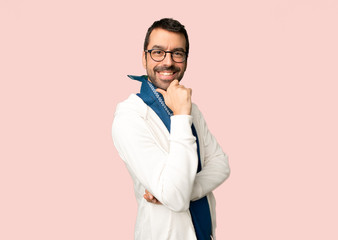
left=152, top=50, right=164, bottom=56
left=173, top=51, right=185, bottom=57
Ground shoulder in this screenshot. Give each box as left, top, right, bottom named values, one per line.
left=113, top=94, right=149, bottom=134
left=112, top=94, right=151, bottom=141
left=114, top=94, right=147, bottom=118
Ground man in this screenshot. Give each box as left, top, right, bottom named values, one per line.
left=112, top=18, right=230, bottom=240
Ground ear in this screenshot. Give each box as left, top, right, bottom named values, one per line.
left=142, top=51, right=146, bottom=69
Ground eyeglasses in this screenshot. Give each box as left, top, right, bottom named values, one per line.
left=145, top=49, right=187, bottom=63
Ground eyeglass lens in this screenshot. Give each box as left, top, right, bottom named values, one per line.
left=150, top=50, right=186, bottom=63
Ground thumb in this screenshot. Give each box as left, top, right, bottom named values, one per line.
left=156, top=88, right=167, bottom=96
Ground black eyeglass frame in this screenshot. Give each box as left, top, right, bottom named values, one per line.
left=145, top=49, right=188, bottom=63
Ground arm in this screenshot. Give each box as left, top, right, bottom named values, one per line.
left=190, top=107, right=230, bottom=201
left=113, top=80, right=197, bottom=212
left=113, top=113, right=197, bottom=212
left=143, top=107, right=231, bottom=203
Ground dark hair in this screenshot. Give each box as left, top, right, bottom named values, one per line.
left=144, top=18, right=189, bottom=56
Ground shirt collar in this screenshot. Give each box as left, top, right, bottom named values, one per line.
left=128, top=75, right=173, bottom=117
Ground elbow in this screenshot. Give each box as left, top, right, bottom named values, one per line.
left=220, top=155, right=231, bottom=182
left=223, top=165, right=231, bottom=182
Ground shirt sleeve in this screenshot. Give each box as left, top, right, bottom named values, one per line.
left=190, top=107, right=231, bottom=201
left=112, top=112, right=198, bottom=212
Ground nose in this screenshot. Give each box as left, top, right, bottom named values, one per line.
left=162, top=52, right=174, bottom=66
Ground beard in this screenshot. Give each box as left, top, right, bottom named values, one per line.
left=146, top=64, right=185, bottom=90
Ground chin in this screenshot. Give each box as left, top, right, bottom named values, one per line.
left=156, top=83, right=170, bottom=91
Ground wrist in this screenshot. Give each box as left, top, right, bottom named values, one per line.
left=173, top=111, right=191, bottom=115
left=173, top=107, right=191, bottom=115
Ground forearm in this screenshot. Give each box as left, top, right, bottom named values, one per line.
left=189, top=104, right=231, bottom=201
left=191, top=153, right=230, bottom=201
left=113, top=113, right=198, bottom=212
left=158, top=115, right=199, bottom=211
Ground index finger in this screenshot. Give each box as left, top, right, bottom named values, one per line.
left=170, top=79, right=179, bottom=86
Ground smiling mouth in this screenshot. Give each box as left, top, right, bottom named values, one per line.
left=158, top=71, right=175, bottom=76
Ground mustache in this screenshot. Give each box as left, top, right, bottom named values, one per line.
left=154, top=66, right=180, bottom=72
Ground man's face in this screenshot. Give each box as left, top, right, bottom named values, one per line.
left=143, top=28, right=187, bottom=90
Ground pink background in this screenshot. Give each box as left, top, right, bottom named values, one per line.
left=1, top=0, right=337, bottom=239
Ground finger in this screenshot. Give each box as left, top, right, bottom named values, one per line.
left=170, top=79, right=179, bottom=86
left=143, top=194, right=150, bottom=201
left=156, top=88, right=167, bottom=96
left=145, top=190, right=154, bottom=199
left=144, top=190, right=150, bottom=200
left=144, top=194, right=158, bottom=203
left=144, top=194, right=153, bottom=202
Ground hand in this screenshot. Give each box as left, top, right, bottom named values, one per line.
left=143, top=189, right=162, bottom=205
left=156, top=80, right=192, bottom=115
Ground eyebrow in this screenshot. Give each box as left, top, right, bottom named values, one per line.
left=151, top=45, right=186, bottom=52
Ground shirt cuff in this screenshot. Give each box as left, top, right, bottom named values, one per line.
left=170, top=115, right=193, bottom=138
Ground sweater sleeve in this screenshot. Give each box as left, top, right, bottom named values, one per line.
left=190, top=107, right=231, bottom=201
left=112, top=112, right=198, bottom=212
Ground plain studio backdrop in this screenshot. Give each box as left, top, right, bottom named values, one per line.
left=1, top=0, right=337, bottom=239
